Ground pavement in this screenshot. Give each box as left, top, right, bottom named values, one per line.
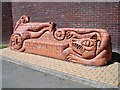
left=2, top=59, right=91, bottom=88
left=1, top=48, right=120, bottom=88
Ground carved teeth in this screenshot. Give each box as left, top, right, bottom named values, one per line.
left=78, top=45, right=80, bottom=49
left=80, top=45, right=82, bottom=48
left=79, top=45, right=82, bottom=50
left=72, top=43, right=84, bottom=53
left=75, top=43, right=77, bottom=46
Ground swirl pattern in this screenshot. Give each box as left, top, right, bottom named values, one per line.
left=53, top=29, right=66, bottom=41
left=10, top=33, right=23, bottom=50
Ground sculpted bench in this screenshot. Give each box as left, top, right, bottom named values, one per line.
left=10, top=15, right=112, bottom=66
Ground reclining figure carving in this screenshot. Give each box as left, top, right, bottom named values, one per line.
left=10, top=15, right=56, bottom=51
left=10, top=15, right=112, bottom=66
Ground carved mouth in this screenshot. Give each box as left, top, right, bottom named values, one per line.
left=72, top=42, right=85, bottom=53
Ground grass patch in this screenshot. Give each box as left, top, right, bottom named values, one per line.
left=0, top=45, right=8, bottom=49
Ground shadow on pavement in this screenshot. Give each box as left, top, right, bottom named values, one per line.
left=107, top=52, right=120, bottom=65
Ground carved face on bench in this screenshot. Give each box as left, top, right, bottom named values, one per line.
left=71, top=34, right=98, bottom=59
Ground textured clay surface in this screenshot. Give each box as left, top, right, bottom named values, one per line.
left=9, top=15, right=112, bottom=66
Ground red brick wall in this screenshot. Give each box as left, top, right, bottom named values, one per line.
left=2, top=2, right=120, bottom=51
left=2, top=2, right=13, bottom=44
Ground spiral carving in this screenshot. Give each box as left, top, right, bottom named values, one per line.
left=53, top=29, right=66, bottom=41
left=10, top=33, right=23, bottom=50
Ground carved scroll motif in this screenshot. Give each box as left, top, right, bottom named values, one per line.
left=10, top=15, right=112, bottom=66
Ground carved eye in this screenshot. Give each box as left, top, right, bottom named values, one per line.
left=81, top=40, right=94, bottom=47
left=90, top=34, right=97, bottom=40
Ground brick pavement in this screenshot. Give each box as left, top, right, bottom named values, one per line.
left=0, top=48, right=119, bottom=87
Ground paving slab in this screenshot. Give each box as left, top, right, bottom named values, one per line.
left=0, top=48, right=120, bottom=88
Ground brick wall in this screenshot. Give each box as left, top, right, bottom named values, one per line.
left=2, top=2, right=13, bottom=44
left=2, top=2, right=120, bottom=52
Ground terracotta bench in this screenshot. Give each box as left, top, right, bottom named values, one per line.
left=9, top=15, right=112, bottom=66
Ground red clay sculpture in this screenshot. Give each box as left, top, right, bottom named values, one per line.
left=10, top=15, right=112, bottom=66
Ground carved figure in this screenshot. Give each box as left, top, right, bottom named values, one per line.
left=14, top=15, right=30, bottom=31
left=10, top=15, right=56, bottom=51
left=10, top=15, right=112, bottom=66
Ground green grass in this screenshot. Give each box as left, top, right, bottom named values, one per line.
left=0, top=45, right=8, bottom=49
left=118, top=82, right=120, bottom=86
